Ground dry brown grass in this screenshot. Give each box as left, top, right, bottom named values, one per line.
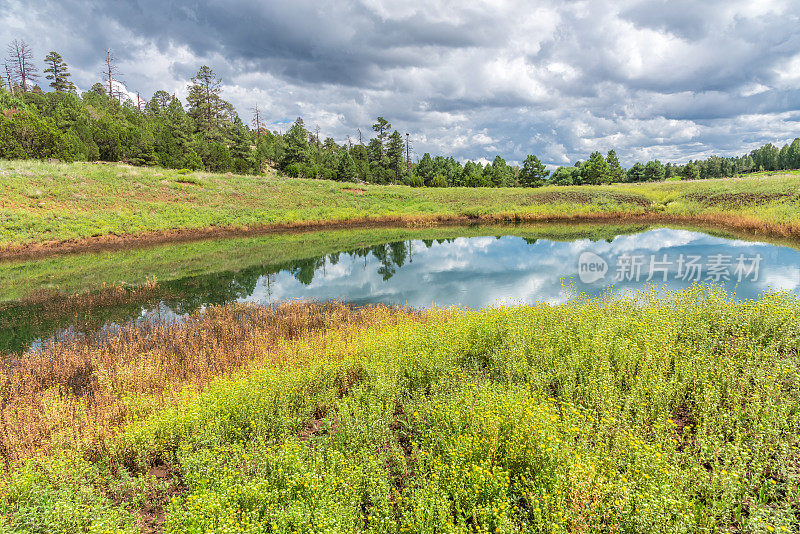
left=0, top=301, right=418, bottom=466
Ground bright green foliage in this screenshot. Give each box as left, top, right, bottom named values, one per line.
left=606, top=150, right=625, bottom=182
left=518, top=154, right=549, bottom=187
left=372, top=117, right=390, bottom=154
left=0, top=455, right=140, bottom=532
left=428, top=174, right=448, bottom=187
left=461, top=160, right=487, bottom=187
left=69, top=286, right=800, bottom=533
left=0, top=44, right=798, bottom=186
left=550, top=166, right=580, bottom=186
left=584, top=151, right=610, bottom=184
left=282, top=117, right=309, bottom=170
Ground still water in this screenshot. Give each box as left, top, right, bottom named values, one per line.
left=2, top=225, right=799, bottom=354
left=241, top=228, right=799, bottom=308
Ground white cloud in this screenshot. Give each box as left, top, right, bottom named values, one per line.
left=2, top=0, right=800, bottom=167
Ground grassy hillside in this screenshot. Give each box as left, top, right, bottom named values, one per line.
left=2, top=160, right=800, bottom=254
left=2, top=288, right=799, bottom=532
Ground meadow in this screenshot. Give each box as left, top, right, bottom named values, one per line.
left=2, top=160, right=800, bottom=256
left=2, top=287, right=800, bottom=533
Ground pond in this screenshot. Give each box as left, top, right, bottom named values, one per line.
left=2, top=223, right=799, bottom=355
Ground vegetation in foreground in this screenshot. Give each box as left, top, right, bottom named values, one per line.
left=2, top=160, right=800, bottom=251
left=2, top=287, right=800, bottom=532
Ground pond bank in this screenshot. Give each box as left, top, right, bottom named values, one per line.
left=3, top=211, right=800, bottom=261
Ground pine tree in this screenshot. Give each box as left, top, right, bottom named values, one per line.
left=145, top=90, right=172, bottom=115
left=336, top=151, right=357, bottom=182
left=43, top=51, right=74, bottom=92
left=416, top=153, right=434, bottom=183
left=644, top=160, right=665, bottom=181
left=682, top=161, right=699, bottom=180
left=518, top=154, right=550, bottom=187
left=371, top=117, right=390, bottom=156
left=584, top=151, right=610, bottom=184
left=626, top=162, right=645, bottom=182
left=282, top=117, right=309, bottom=168
left=605, top=150, right=625, bottom=182
left=386, top=130, right=405, bottom=182
left=186, top=66, right=232, bottom=137
left=488, top=155, right=512, bottom=187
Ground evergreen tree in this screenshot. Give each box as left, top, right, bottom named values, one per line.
left=386, top=130, right=404, bottom=182
left=230, top=116, right=253, bottom=173
left=336, top=151, right=357, bottom=182
left=627, top=162, right=646, bottom=182
left=186, top=66, right=233, bottom=137
left=282, top=117, right=309, bottom=168
left=584, top=151, right=610, bottom=184
left=416, top=153, right=435, bottom=184
left=371, top=116, right=390, bottom=155
left=606, top=150, right=625, bottom=182
left=518, top=154, right=549, bottom=187
left=145, top=90, right=172, bottom=116
left=488, top=155, right=513, bottom=187
left=682, top=161, right=700, bottom=180
left=43, top=51, right=74, bottom=92
left=644, top=160, right=665, bottom=181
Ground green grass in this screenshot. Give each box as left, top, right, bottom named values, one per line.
left=2, top=160, right=800, bottom=249
left=3, top=287, right=800, bottom=532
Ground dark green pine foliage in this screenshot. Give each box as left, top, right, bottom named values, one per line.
left=386, top=130, right=405, bottom=182
left=43, top=51, right=75, bottom=92
left=518, top=154, right=549, bottom=187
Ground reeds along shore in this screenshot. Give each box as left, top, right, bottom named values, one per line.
left=0, top=301, right=416, bottom=465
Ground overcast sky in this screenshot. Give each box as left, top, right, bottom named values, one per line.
left=3, top=0, right=800, bottom=167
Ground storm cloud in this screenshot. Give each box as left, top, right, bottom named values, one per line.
left=2, top=0, right=799, bottom=166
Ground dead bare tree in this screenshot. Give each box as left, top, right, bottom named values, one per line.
left=250, top=104, right=262, bottom=133
left=136, top=92, right=146, bottom=113
left=3, top=63, right=13, bottom=93
left=357, top=128, right=364, bottom=145
left=6, top=39, right=39, bottom=92
left=405, top=133, right=412, bottom=171
left=251, top=103, right=263, bottom=173
left=103, top=48, right=125, bottom=103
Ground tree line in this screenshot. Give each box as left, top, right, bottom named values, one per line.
left=1, top=39, right=798, bottom=187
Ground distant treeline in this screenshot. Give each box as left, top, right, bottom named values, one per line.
left=1, top=40, right=798, bottom=187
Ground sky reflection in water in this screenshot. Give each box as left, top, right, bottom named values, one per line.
left=242, top=228, right=800, bottom=309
